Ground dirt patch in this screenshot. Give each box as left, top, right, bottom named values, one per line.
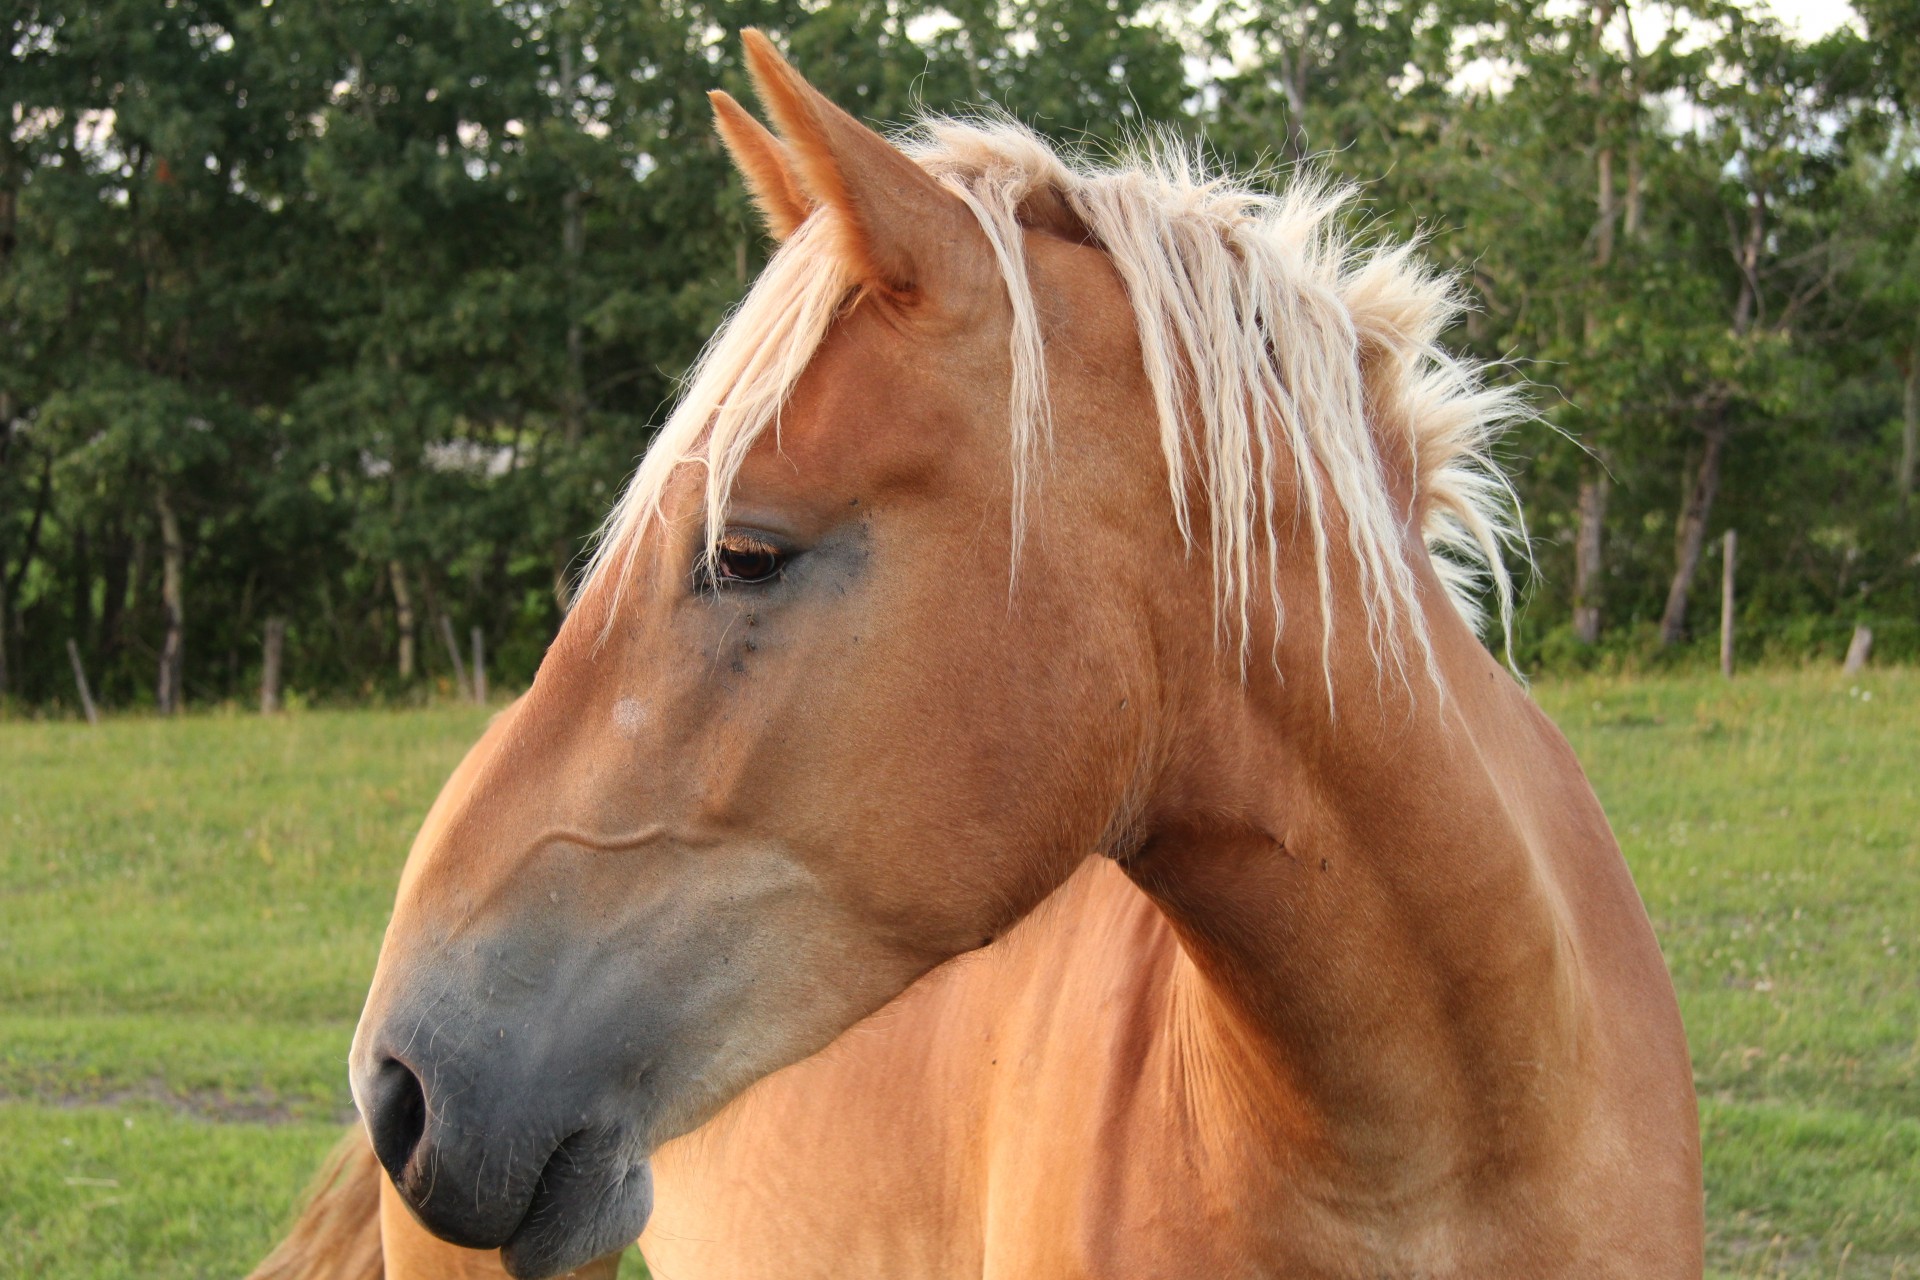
left=1, top=1080, right=356, bottom=1126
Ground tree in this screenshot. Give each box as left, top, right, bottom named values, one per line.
left=5, top=0, right=1919, bottom=710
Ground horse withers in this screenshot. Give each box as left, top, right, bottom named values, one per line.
left=254, top=31, right=1702, bottom=1280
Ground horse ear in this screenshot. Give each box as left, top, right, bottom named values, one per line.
left=709, top=90, right=814, bottom=241
left=738, top=29, right=988, bottom=301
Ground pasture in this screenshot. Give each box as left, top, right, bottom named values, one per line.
left=1, top=668, right=1915, bottom=1278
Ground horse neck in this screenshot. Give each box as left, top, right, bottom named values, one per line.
left=1132, top=558, right=1598, bottom=1200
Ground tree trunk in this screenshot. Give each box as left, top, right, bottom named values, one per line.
left=1900, top=343, right=1917, bottom=507
left=558, top=36, right=586, bottom=449
left=70, top=524, right=93, bottom=652
left=0, top=121, right=18, bottom=266
left=228, top=569, right=256, bottom=696
left=155, top=486, right=185, bottom=714
left=1619, top=0, right=1644, bottom=242
left=1731, top=190, right=1766, bottom=336
left=1668, top=150, right=1759, bottom=651
left=1595, top=146, right=1617, bottom=268
left=1659, top=424, right=1727, bottom=646
left=1588, top=0, right=1620, bottom=270
left=553, top=40, right=588, bottom=616
left=1572, top=469, right=1609, bottom=644
left=390, top=560, right=416, bottom=680
left=99, top=528, right=129, bottom=668
left=129, top=533, right=147, bottom=612
left=562, top=186, right=585, bottom=451
left=437, top=613, right=470, bottom=701
left=1719, top=529, right=1736, bottom=678
left=1624, top=150, right=1644, bottom=242
left=1, top=131, right=17, bottom=456
left=318, top=577, right=351, bottom=664
left=67, top=638, right=99, bottom=725
left=471, top=626, right=488, bottom=706
left=0, top=383, right=9, bottom=697
left=261, top=616, right=286, bottom=714
left=4, top=451, right=52, bottom=608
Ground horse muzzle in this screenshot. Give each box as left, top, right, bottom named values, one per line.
left=352, top=1004, right=655, bottom=1279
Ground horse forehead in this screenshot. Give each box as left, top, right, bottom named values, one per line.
left=765, top=236, right=1133, bottom=461
left=735, top=302, right=992, bottom=496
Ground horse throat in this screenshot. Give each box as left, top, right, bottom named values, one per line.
left=1124, top=601, right=1595, bottom=1211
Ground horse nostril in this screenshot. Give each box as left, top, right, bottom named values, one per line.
left=364, top=1056, right=428, bottom=1184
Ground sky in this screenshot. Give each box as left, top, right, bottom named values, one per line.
left=1766, top=0, right=1864, bottom=39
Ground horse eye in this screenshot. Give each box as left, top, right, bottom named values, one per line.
left=710, top=535, right=785, bottom=585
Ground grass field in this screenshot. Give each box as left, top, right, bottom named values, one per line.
left=2, top=668, right=1915, bottom=1277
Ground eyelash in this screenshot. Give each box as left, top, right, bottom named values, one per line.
left=704, top=533, right=788, bottom=587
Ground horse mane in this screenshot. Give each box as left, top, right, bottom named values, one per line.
left=585, top=117, right=1526, bottom=688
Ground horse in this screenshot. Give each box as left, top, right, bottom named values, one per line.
left=250, top=31, right=1703, bottom=1280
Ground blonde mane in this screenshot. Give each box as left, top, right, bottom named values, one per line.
left=584, top=118, right=1526, bottom=688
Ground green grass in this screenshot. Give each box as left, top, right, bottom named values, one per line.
left=0, top=705, right=492, bottom=1277
left=2, top=671, right=1915, bottom=1277
left=0, top=1102, right=345, bottom=1278
left=1533, top=670, right=1919, bottom=1278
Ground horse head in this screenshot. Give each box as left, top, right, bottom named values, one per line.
left=350, top=34, right=1186, bottom=1278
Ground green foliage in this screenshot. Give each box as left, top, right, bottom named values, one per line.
left=1, top=0, right=1915, bottom=708
left=0, top=0, right=1192, bottom=709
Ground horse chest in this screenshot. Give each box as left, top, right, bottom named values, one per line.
left=641, top=862, right=1312, bottom=1279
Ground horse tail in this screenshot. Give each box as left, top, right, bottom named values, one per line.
left=247, top=1124, right=384, bottom=1280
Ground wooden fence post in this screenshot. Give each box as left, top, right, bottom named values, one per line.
left=155, top=486, right=185, bottom=715
left=260, top=617, right=286, bottom=714
left=1719, top=529, right=1736, bottom=679
left=65, top=638, right=99, bottom=725
left=1842, top=625, right=1873, bottom=675
left=438, top=614, right=471, bottom=702
left=390, top=561, right=416, bottom=680
left=470, top=626, right=488, bottom=706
